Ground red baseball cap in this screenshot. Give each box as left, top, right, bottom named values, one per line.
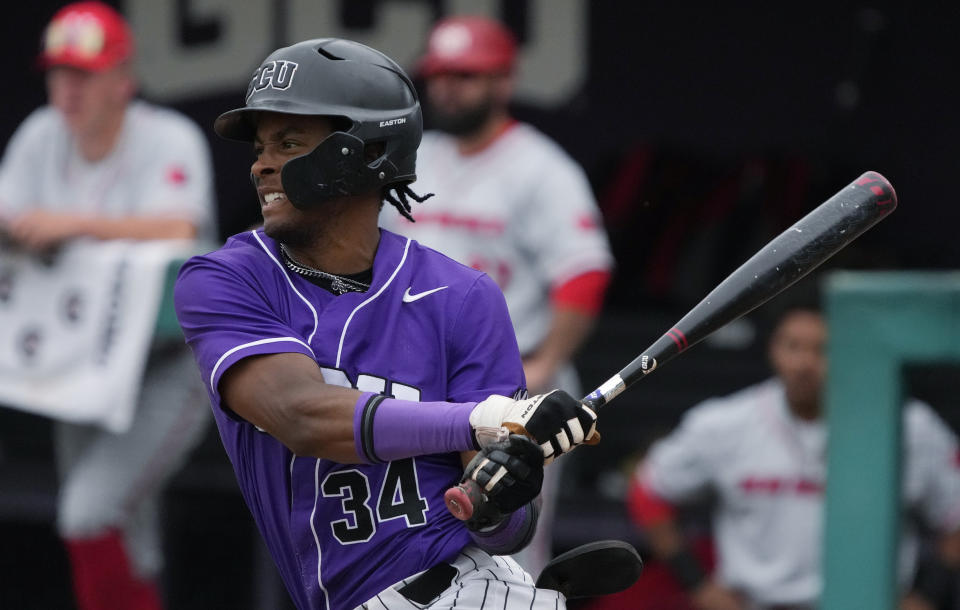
left=39, top=1, right=134, bottom=71
left=417, top=16, right=517, bottom=77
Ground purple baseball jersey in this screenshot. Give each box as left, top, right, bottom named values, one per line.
left=174, top=228, right=525, bottom=610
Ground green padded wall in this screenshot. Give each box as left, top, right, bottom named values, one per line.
left=823, top=271, right=960, bottom=610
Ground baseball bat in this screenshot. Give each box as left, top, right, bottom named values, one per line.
left=445, top=170, right=897, bottom=521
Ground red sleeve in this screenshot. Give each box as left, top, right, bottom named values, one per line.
left=627, top=474, right=676, bottom=526
left=549, top=269, right=612, bottom=315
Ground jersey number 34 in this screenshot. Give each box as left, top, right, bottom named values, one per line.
left=322, top=459, right=429, bottom=545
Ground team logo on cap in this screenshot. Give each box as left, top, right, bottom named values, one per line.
left=430, top=23, right=473, bottom=58
left=247, top=60, right=299, bottom=100
left=45, top=12, right=106, bottom=59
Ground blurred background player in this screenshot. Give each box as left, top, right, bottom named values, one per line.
left=0, top=3, right=215, bottom=609
left=624, top=288, right=960, bottom=610
left=380, top=15, right=614, bottom=576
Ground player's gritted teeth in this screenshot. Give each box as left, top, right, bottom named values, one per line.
left=263, top=191, right=286, bottom=205
left=257, top=187, right=288, bottom=211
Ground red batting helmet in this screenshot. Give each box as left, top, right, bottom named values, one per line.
left=417, top=16, right=517, bottom=77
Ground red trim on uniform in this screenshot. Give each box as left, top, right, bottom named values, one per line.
left=739, top=476, right=824, bottom=495
left=627, top=476, right=676, bottom=526
left=550, top=270, right=611, bottom=315
left=165, top=165, right=187, bottom=185
left=577, top=214, right=599, bottom=230
left=65, top=530, right=163, bottom=610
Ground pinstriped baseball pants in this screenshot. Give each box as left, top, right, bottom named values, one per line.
left=357, top=545, right=566, bottom=610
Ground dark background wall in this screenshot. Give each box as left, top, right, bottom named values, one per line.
left=5, top=1, right=960, bottom=298
left=2, top=2, right=959, bottom=608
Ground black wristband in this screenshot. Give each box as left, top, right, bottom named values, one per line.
left=358, top=394, right=387, bottom=464
left=664, top=547, right=707, bottom=591
left=911, top=553, right=958, bottom=607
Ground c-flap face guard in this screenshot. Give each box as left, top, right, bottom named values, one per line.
left=281, top=131, right=399, bottom=209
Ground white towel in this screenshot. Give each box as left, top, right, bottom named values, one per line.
left=0, top=239, right=197, bottom=432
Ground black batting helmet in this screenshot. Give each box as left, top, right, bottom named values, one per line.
left=214, top=38, right=423, bottom=209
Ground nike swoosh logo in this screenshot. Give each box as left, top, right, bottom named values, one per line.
left=402, top=286, right=449, bottom=303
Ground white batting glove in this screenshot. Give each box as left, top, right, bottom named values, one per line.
left=469, top=389, right=600, bottom=464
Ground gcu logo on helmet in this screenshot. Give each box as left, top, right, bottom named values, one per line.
left=247, top=60, right=299, bottom=100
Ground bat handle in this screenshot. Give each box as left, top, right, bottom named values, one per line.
left=445, top=394, right=603, bottom=521
left=444, top=479, right=484, bottom=521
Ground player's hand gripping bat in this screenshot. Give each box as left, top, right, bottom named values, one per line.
left=445, top=170, right=897, bottom=521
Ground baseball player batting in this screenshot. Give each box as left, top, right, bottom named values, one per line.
left=174, top=38, right=604, bottom=610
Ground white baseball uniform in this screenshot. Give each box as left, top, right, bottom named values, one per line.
left=381, top=122, right=613, bottom=576
left=638, top=378, right=960, bottom=607
left=0, top=99, right=215, bottom=577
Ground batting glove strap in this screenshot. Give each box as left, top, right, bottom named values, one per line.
left=467, top=501, right=539, bottom=556
left=911, top=552, right=959, bottom=607
left=664, top=547, right=708, bottom=591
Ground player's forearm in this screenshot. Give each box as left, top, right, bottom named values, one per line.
left=221, top=354, right=477, bottom=462
left=5, top=210, right=197, bottom=250
left=237, top=393, right=476, bottom=463
left=629, top=477, right=709, bottom=590
left=77, top=215, right=197, bottom=240
left=940, top=527, right=960, bottom=566
left=353, top=393, right=476, bottom=463
left=221, top=355, right=367, bottom=461
left=909, top=528, right=960, bottom=607
left=649, top=520, right=711, bottom=593
left=221, top=352, right=596, bottom=464
left=523, top=306, right=596, bottom=392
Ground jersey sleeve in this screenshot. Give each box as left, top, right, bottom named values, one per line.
left=0, top=110, right=47, bottom=214
left=445, top=273, right=526, bottom=403
left=134, top=115, right=216, bottom=239
left=518, top=147, right=614, bottom=287
left=174, top=254, right=315, bottom=402
left=642, top=401, right=726, bottom=503
left=905, top=401, right=960, bottom=532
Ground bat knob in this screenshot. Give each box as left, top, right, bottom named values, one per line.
left=444, top=484, right=478, bottom=521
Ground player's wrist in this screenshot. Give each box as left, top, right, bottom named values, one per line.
left=664, top=546, right=708, bottom=591
left=910, top=552, right=959, bottom=607
left=353, top=392, right=477, bottom=464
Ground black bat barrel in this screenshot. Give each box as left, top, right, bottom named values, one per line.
left=587, top=171, right=897, bottom=410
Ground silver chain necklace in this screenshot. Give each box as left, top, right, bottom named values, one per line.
left=279, top=244, right=371, bottom=295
